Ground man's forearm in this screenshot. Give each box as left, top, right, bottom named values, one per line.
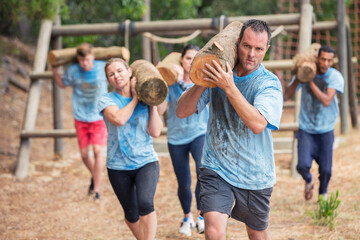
left=176, top=85, right=206, bottom=118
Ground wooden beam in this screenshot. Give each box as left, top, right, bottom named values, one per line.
left=52, top=13, right=64, bottom=156
left=51, top=14, right=300, bottom=37
left=30, top=71, right=53, bottom=80
left=337, top=0, right=349, bottom=134
left=15, top=19, right=53, bottom=180
left=346, top=25, right=358, bottom=129
left=262, top=57, right=356, bottom=71
left=21, top=129, right=76, bottom=138
left=278, top=123, right=299, bottom=131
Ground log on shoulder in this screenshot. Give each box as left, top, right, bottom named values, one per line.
left=130, top=59, right=168, bottom=106
left=156, top=52, right=181, bottom=86
left=48, top=46, right=130, bottom=67
left=292, top=43, right=321, bottom=83
left=190, top=21, right=243, bottom=88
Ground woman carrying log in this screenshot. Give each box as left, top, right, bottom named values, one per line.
left=158, top=44, right=209, bottom=236
left=97, top=58, right=163, bottom=240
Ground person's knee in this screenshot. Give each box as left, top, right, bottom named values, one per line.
left=205, top=224, right=226, bottom=240
left=320, top=168, right=332, bottom=179
left=178, top=185, right=191, bottom=196
left=138, top=199, right=155, bottom=216
left=296, top=163, right=307, bottom=174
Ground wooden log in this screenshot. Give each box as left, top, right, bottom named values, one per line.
left=48, top=46, right=130, bottom=67
left=15, top=19, right=53, bottom=180
left=156, top=52, right=181, bottom=86
left=190, top=21, right=243, bottom=88
left=52, top=13, right=65, bottom=156
left=130, top=59, right=168, bottom=106
left=21, top=129, right=76, bottom=138
left=337, top=0, right=349, bottom=134
left=292, top=43, right=320, bottom=83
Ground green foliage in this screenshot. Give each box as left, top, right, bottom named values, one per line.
left=198, top=0, right=278, bottom=17
left=313, top=190, right=341, bottom=230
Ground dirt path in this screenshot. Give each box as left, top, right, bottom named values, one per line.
left=1, top=65, right=359, bottom=239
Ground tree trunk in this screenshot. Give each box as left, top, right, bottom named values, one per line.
left=48, top=46, right=130, bottom=66
left=190, top=21, right=243, bottom=88
left=157, top=52, right=181, bottom=86
left=130, top=59, right=168, bottom=106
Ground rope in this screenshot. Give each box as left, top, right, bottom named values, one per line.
left=219, top=15, right=226, bottom=31
left=142, top=30, right=201, bottom=44
left=124, top=19, right=130, bottom=49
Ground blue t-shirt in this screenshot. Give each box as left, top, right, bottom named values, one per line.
left=97, top=91, right=158, bottom=170
left=295, top=67, right=344, bottom=134
left=197, top=64, right=283, bottom=190
left=63, top=60, right=108, bottom=122
left=166, top=81, right=209, bottom=145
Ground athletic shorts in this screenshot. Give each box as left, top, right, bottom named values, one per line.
left=199, top=168, right=273, bottom=231
left=74, top=119, right=107, bottom=149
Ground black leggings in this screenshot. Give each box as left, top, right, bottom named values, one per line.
left=107, top=161, right=159, bottom=223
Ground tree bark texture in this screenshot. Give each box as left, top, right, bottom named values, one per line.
left=48, top=46, right=130, bottom=66
left=190, top=21, right=243, bottom=88
left=130, top=59, right=168, bottom=106
left=292, top=43, right=320, bottom=83
left=156, top=52, right=181, bottom=86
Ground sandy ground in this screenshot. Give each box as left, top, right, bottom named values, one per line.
left=1, top=62, right=360, bottom=240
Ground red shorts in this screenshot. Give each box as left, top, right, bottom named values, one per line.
left=74, top=119, right=108, bottom=149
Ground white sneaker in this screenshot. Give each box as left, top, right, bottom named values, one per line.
left=196, top=216, right=205, bottom=234
left=179, top=217, right=194, bottom=236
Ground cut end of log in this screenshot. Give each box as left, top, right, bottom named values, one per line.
left=296, top=61, right=316, bottom=83
left=190, top=55, right=220, bottom=88
left=157, top=67, right=177, bottom=86
left=138, top=78, right=168, bottom=106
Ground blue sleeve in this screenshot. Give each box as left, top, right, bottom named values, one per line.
left=196, top=88, right=210, bottom=113
left=328, top=70, right=344, bottom=94
left=97, top=94, right=116, bottom=117
left=254, top=78, right=283, bottom=131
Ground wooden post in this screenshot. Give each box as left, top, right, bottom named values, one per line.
left=15, top=19, right=53, bottom=179
left=346, top=25, right=358, bottom=129
left=290, top=2, right=313, bottom=178
left=52, top=14, right=64, bottom=158
left=142, top=0, right=151, bottom=62
left=337, top=0, right=349, bottom=134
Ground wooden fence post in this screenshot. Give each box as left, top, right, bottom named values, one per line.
left=15, top=19, right=53, bottom=179
left=346, top=25, right=359, bottom=129
left=290, top=1, right=313, bottom=178
left=52, top=14, right=64, bottom=157
left=337, top=0, right=349, bottom=134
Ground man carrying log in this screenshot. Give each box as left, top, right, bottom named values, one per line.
left=284, top=46, right=344, bottom=201
left=176, top=19, right=283, bottom=240
left=51, top=43, right=108, bottom=200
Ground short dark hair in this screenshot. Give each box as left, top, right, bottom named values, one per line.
left=239, top=19, right=271, bottom=45
left=76, top=42, right=94, bottom=57
left=181, top=44, right=200, bottom=57
left=318, top=45, right=336, bottom=57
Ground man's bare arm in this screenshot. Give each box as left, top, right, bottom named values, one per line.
left=176, top=85, right=206, bottom=118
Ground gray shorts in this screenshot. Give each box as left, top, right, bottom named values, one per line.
left=199, top=168, right=273, bottom=231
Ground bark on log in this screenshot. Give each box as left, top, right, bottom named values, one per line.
left=130, top=59, right=168, bottom=106
left=156, top=52, right=181, bottom=86
left=190, top=21, right=243, bottom=88
left=292, top=43, right=320, bottom=83
left=48, top=46, right=130, bottom=66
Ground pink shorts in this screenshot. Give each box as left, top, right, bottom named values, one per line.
left=74, top=119, right=108, bottom=149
